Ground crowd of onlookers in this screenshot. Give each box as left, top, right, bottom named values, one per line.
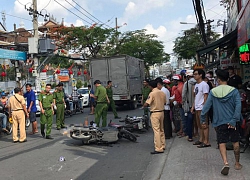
left=142, top=66, right=244, bottom=175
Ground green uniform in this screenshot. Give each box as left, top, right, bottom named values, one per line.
left=39, top=92, right=54, bottom=136
left=53, top=90, right=65, bottom=129
left=142, top=86, right=151, bottom=115
left=94, top=85, right=108, bottom=127
left=106, top=86, right=118, bottom=118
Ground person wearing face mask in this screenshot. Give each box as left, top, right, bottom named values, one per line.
left=227, top=66, right=242, bottom=89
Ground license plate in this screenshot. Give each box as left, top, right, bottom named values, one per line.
left=138, top=122, right=143, bottom=129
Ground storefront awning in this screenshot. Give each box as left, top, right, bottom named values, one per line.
left=197, top=29, right=237, bottom=56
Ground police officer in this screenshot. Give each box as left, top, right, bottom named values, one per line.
left=142, top=80, right=166, bottom=154
left=90, top=80, right=110, bottom=127
left=106, top=81, right=120, bottom=119
left=53, top=82, right=66, bottom=130
left=142, top=79, right=151, bottom=116
left=39, top=84, right=54, bottom=139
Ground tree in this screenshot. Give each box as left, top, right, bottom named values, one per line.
left=52, top=25, right=117, bottom=58
left=100, top=29, right=170, bottom=70
left=173, top=26, right=220, bottom=61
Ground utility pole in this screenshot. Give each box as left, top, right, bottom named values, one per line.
left=32, top=0, right=40, bottom=90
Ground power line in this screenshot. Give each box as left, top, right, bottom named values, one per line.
left=71, top=0, right=111, bottom=28
left=64, top=0, right=96, bottom=23
left=54, top=0, right=92, bottom=25
left=17, top=0, right=25, bottom=6
left=5, top=13, right=32, bottom=22
left=42, top=0, right=52, bottom=10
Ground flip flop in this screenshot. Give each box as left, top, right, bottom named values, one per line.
left=28, top=132, right=35, bottom=135
left=235, top=164, right=242, bottom=170
left=221, top=164, right=229, bottom=175
left=193, top=141, right=202, bottom=145
left=197, top=143, right=211, bottom=148
left=188, top=139, right=193, bottom=142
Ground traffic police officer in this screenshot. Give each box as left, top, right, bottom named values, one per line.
left=142, top=79, right=151, bottom=115
left=53, top=82, right=66, bottom=130
left=39, top=84, right=54, bottom=139
left=90, top=80, right=109, bottom=127
left=143, top=80, right=166, bottom=154
left=106, top=81, right=120, bottom=119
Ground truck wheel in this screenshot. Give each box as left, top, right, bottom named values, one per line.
left=129, top=101, right=137, bottom=110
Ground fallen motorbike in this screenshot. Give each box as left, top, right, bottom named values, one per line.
left=240, top=112, right=250, bottom=153
left=119, top=115, right=149, bottom=132
left=108, top=120, right=137, bottom=142
left=69, top=123, right=119, bottom=145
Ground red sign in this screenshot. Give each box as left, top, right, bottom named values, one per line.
left=238, top=0, right=250, bottom=47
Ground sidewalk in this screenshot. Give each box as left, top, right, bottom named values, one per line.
left=143, top=127, right=250, bottom=180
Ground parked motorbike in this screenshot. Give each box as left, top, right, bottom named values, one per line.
left=119, top=115, right=149, bottom=132
left=240, top=112, right=250, bottom=153
left=0, top=105, right=12, bottom=135
left=69, top=123, right=119, bottom=145
left=108, top=120, right=137, bottom=142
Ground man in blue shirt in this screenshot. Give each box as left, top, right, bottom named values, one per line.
left=24, top=83, right=38, bottom=134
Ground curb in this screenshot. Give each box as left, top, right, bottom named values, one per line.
left=141, top=136, right=176, bottom=180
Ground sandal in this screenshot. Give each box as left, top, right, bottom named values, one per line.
left=197, top=143, right=211, bottom=148
left=221, top=164, right=229, bottom=175
left=193, top=141, right=202, bottom=145
left=235, top=164, right=242, bottom=170
left=188, top=139, right=193, bottom=142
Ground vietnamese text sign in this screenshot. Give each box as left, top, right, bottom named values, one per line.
left=243, top=64, right=250, bottom=83
left=220, top=58, right=240, bottom=69
left=0, top=48, right=27, bottom=61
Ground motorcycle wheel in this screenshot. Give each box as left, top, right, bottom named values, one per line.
left=120, top=129, right=137, bottom=142
left=144, top=116, right=149, bottom=130
left=26, top=118, right=31, bottom=127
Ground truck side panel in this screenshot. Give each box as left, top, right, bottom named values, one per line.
left=126, top=56, right=143, bottom=95
left=89, top=58, right=109, bottom=86
left=108, top=57, right=128, bottom=95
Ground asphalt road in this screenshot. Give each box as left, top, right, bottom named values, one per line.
left=0, top=107, right=156, bottom=180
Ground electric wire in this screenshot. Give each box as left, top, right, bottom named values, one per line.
left=5, top=13, right=32, bottom=22
left=64, top=0, right=96, bottom=23
left=42, top=0, right=52, bottom=10
left=71, top=0, right=111, bottom=28
left=54, top=0, right=92, bottom=25
left=17, top=0, right=25, bottom=6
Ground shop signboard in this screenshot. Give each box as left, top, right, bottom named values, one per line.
left=239, top=43, right=250, bottom=64
left=0, top=48, right=27, bottom=61
left=220, top=58, right=240, bottom=70
left=237, top=0, right=250, bottom=47
left=242, top=64, right=250, bottom=83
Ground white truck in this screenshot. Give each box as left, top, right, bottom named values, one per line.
left=89, top=55, right=145, bottom=109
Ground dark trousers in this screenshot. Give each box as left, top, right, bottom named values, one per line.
left=164, top=110, right=172, bottom=138
left=185, top=111, right=193, bottom=139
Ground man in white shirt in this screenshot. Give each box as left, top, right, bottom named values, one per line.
left=155, top=78, right=172, bottom=139
left=191, top=69, right=210, bottom=148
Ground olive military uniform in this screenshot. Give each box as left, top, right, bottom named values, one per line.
left=146, top=88, right=166, bottom=152
left=142, top=86, right=151, bottom=115
left=39, top=92, right=53, bottom=137
left=106, top=86, right=118, bottom=118
left=95, top=85, right=108, bottom=127
left=53, top=90, right=65, bottom=129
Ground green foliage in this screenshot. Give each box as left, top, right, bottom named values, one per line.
left=76, top=79, right=84, bottom=89
left=173, top=26, right=220, bottom=60
left=100, top=29, right=170, bottom=69
left=43, top=55, right=73, bottom=69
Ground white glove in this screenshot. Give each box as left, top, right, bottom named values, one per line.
left=64, top=104, right=67, bottom=109
left=173, top=101, right=177, bottom=106
left=53, top=105, right=57, bottom=110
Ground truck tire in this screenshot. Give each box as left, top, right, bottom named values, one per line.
left=129, top=96, right=138, bottom=110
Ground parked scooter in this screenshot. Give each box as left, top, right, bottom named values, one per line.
left=240, top=112, right=250, bottom=153
left=0, top=105, right=12, bottom=135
